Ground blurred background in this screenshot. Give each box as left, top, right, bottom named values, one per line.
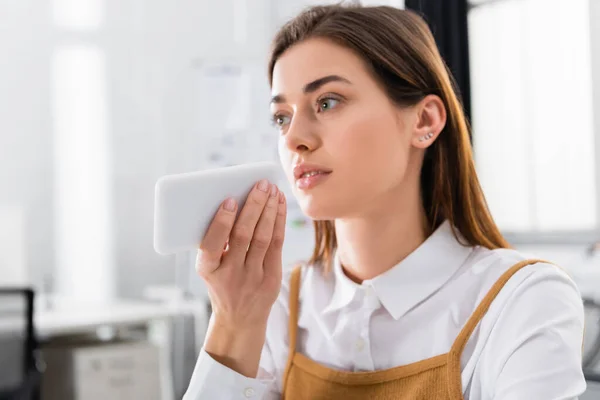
left=1, top=0, right=599, bottom=398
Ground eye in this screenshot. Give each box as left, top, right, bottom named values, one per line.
left=271, top=113, right=291, bottom=128
left=317, top=97, right=340, bottom=112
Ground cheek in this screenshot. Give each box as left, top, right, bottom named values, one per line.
left=331, top=108, right=407, bottom=179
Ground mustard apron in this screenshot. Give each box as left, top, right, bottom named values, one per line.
left=282, top=259, right=546, bottom=399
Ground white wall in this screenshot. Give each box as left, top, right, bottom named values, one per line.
left=0, top=0, right=597, bottom=301
left=0, top=0, right=314, bottom=299
left=0, top=1, right=54, bottom=290
left=0, top=0, right=250, bottom=297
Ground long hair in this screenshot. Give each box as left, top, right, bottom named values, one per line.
left=268, top=4, right=510, bottom=271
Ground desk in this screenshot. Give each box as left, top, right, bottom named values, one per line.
left=0, top=298, right=209, bottom=400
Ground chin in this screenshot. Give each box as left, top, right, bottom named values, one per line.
left=296, top=194, right=346, bottom=220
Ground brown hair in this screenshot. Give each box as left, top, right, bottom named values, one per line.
left=268, top=4, right=510, bottom=270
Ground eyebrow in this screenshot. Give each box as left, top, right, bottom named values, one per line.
left=270, top=74, right=352, bottom=104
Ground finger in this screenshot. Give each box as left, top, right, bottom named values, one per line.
left=196, top=198, right=237, bottom=276
left=245, top=185, right=279, bottom=268
left=225, top=179, right=271, bottom=265
left=263, top=191, right=287, bottom=281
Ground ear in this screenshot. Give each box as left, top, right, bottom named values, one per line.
left=410, top=95, right=447, bottom=149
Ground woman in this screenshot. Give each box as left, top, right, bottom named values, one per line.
left=184, top=4, right=586, bottom=399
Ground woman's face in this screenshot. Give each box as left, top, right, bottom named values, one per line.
left=271, top=38, right=422, bottom=220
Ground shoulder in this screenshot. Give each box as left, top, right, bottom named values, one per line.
left=451, top=246, right=584, bottom=342
left=455, top=247, right=585, bottom=358
left=280, top=261, right=332, bottom=300
left=463, top=247, right=585, bottom=362
left=463, top=246, right=581, bottom=302
left=280, top=263, right=312, bottom=300
left=263, top=265, right=305, bottom=357
left=487, top=246, right=583, bottom=312
left=464, top=248, right=586, bottom=396
left=272, top=262, right=325, bottom=319
left=265, top=263, right=325, bottom=346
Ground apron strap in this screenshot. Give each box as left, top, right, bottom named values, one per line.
left=282, top=265, right=303, bottom=398
left=447, top=258, right=550, bottom=398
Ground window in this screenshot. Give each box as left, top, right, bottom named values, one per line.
left=468, top=0, right=596, bottom=236
left=51, top=0, right=115, bottom=300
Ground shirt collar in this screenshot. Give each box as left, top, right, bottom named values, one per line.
left=321, top=221, right=474, bottom=319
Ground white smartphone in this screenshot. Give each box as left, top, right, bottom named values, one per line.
left=153, top=162, right=283, bottom=255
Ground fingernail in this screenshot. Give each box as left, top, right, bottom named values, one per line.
left=270, top=184, right=278, bottom=197
left=279, top=191, right=285, bottom=204
left=223, top=197, right=236, bottom=211
left=258, top=179, right=270, bottom=192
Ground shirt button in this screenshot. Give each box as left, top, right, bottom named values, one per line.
left=355, top=338, right=366, bottom=352
left=365, top=286, right=374, bottom=296
left=244, top=388, right=255, bottom=398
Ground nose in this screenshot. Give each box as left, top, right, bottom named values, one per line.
left=283, top=113, right=321, bottom=154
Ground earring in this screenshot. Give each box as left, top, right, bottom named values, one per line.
left=418, top=132, right=434, bottom=142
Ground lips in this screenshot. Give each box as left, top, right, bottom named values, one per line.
left=293, top=163, right=333, bottom=181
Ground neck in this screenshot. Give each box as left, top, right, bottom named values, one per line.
left=334, top=183, right=426, bottom=284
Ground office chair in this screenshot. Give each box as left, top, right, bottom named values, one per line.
left=583, top=297, right=600, bottom=383
left=0, top=288, right=44, bottom=400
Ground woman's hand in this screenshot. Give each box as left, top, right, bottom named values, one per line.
left=196, top=179, right=287, bottom=377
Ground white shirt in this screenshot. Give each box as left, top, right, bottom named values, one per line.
left=184, top=222, right=587, bottom=399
